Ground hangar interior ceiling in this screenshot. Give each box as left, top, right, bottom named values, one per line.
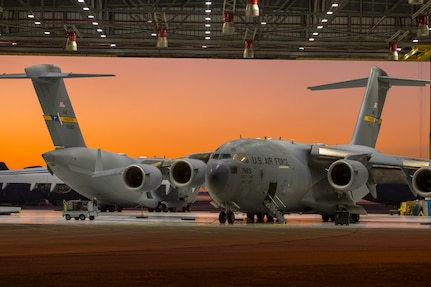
left=0, top=0, right=430, bottom=60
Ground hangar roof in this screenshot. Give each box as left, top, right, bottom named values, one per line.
left=0, top=0, right=429, bottom=60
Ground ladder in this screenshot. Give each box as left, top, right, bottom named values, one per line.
left=264, top=195, right=286, bottom=224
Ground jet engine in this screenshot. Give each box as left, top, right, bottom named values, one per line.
left=327, top=159, right=368, bottom=191
left=412, top=167, right=431, bottom=197
left=123, top=164, right=163, bottom=191
left=169, top=158, right=206, bottom=188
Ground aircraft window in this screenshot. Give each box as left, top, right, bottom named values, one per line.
left=211, top=153, right=220, bottom=159
left=233, top=153, right=249, bottom=163
left=221, top=154, right=231, bottom=159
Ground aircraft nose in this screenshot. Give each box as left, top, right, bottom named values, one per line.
left=207, top=163, right=229, bottom=194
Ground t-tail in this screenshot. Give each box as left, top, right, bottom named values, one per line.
left=308, top=66, right=431, bottom=148
left=0, top=64, right=114, bottom=148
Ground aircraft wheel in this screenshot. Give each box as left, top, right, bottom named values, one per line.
left=219, top=211, right=227, bottom=224
left=256, top=213, right=265, bottom=223
left=79, top=214, right=86, bottom=220
left=322, top=214, right=330, bottom=222
left=350, top=214, right=360, bottom=223
left=227, top=212, right=235, bottom=224
left=266, top=214, right=274, bottom=223
left=169, top=207, right=176, bottom=212
left=65, top=214, right=71, bottom=220
left=161, top=204, right=168, bottom=212
left=246, top=213, right=254, bottom=223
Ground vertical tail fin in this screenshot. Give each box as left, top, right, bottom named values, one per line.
left=308, top=66, right=431, bottom=148
left=0, top=64, right=114, bottom=148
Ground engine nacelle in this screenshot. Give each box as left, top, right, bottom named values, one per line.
left=327, top=159, right=368, bottom=191
left=169, top=158, right=206, bottom=188
left=123, top=164, right=163, bottom=191
left=412, top=167, right=431, bottom=197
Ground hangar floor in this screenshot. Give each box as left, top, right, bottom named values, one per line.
left=0, top=209, right=430, bottom=286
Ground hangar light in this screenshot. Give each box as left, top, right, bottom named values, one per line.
left=387, top=42, right=398, bottom=61
left=409, top=0, right=424, bottom=4
left=243, top=39, right=254, bottom=58
left=245, top=0, right=259, bottom=17
left=417, top=14, right=429, bottom=37
left=223, top=11, right=235, bottom=34
left=66, top=31, right=77, bottom=51
left=156, top=28, right=168, bottom=48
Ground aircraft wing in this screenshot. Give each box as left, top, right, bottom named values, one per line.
left=310, top=144, right=431, bottom=195
left=0, top=166, right=67, bottom=192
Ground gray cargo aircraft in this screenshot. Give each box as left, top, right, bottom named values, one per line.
left=168, top=66, right=431, bottom=224
left=0, top=64, right=207, bottom=212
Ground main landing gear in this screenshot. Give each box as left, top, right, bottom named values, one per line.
left=219, top=211, right=235, bottom=224
left=321, top=212, right=360, bottom=225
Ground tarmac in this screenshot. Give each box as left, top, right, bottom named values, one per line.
left=0, top=208, right=431, bottom=286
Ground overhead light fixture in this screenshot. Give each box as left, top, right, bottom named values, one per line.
left=44, top=31, right=51, bottom=35
left=245, top=0, right=259, bottom=17
left=66, top=30, right=77, bottom=51
left=388, top=42, right=398, bottom=61
left=417, top=14, right=429, bottom=37
left=243, top=39, right=254, bottom=58
left=27, top=14, right=35, bottom=18
left=222, top=11, right=235, bottom=34
left=409, top=0, right=424, bottom=4
left=156, top=28, right=168, bottom=48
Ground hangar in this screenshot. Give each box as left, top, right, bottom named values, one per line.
left=0, top=0, right=430, bottom=60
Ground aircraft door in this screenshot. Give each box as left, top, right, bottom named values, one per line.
left=265, top=182, right=277, bottom=200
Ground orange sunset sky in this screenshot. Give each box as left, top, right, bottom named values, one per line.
left=0, top=55, right=430, bottom=169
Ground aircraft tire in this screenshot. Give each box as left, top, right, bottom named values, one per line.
left=219, top=211, right=227, bottom=224
left=322, top=214, right=330, bottom=222
left=161, top=204, right=168, bottom=212
left=350, top=214, right=360, bottom=223
left=266, top=214, right=274, bottom=223
left=256, top=213, right=265, bottom=223
left=246, top=213, right=254, bottom=223
left=227, top=212, right=235, bottom=224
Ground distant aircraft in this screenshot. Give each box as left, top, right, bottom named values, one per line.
left=0, top=64, right=208, bottom=212
left=169, top=66, right=431, bottom=224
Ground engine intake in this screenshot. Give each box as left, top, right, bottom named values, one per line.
left=412, top=167, right=431, bottom=197
left=169, top=158, right=206, bottom=188
left=327, top=159, right=368, bottom=191
left=123, top=164, right=162, bottom=191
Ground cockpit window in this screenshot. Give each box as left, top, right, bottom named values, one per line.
left=211, top=153, right=220, bottom=159
left=233, top=153, right=248, bottom=163
left=221, top=153, right=231, bottom=159
left=211, top=153, right=248, bottom=163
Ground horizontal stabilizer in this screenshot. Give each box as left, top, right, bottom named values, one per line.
left=0, top=72, right=114, bottom=80
left=308, top=76, right=431, bottom=91
left=308, top=78, right=368, bottom=90
left=379, top=76, right=431, bottom=87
